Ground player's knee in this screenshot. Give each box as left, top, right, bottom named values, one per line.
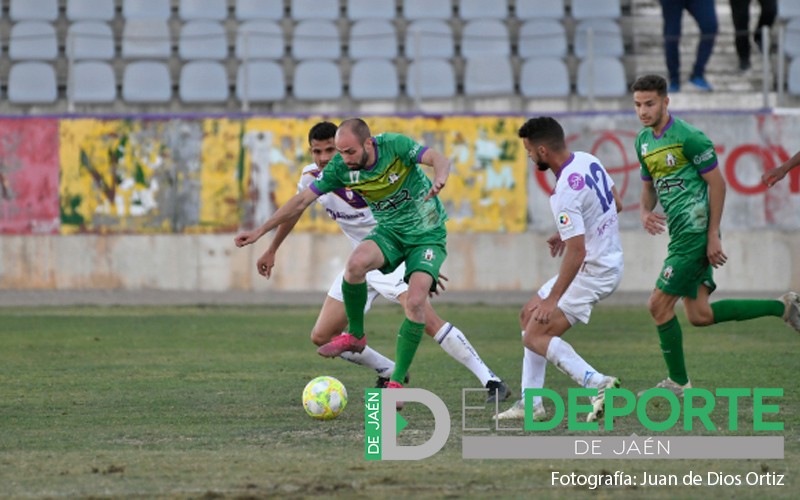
left=309, top=329, right=327, bottom=346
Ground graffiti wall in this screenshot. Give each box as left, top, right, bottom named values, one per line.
left=1, top=113, right=798, bottom=235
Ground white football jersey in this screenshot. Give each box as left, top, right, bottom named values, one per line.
left=298, top=163, right=377, bottom=247
left=549, top=152, right=623, bottom=272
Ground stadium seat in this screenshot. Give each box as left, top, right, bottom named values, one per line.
left=237, top=60, right=286, bottom=102
left=9, top=22, right=58, bottom=60
left=293, top=59, right=343, bottom=100
left=9, top=0, right=58, bottom=21
left=179, top=21, right=228, bottom=60
left=66, top=0, right=116, bottom=21
left=519, top=58, right=570, bottom=98
left=518, top=20, right=567, bottom=59
left=179, top=61, right=230, bottom=103
left=122, top=0, right=171, bottom=20
left=459, top=0, right=507, bottom=20
left=8, top=62, right=57, bottom=103
left=349, top=20, right=398, bottom=59
left=571, top=0, right=621, bottom=21
left=349, top=59, right=399, bottom=100
left=67, top=21, right=115, bottom=60
left=405, top=58, right=456, bottom=99
left=122, top=61, right=173, bottom=102
left=179, top=0, right=227, bottom=21
left=122, top=20, right=172, bottom=59
left=577, top=56, right=627, bottom=97
left=788, top=57, right=800, bottom=94
left=346, top=0, right=396, bottom=21
left=236, top=21, right=284, bottom=59
left=291, top=0, right=340, bottom=21
left=574, top=19, right=624, bottom=59
left=405, top=20, right=454, bottom=59
left=461, top=20, right=510, bottom=59
left=464, top=57, right=514, bottom=96
left=291, top=20, right=341, bottom=60
left=235, top=0, right=284, bottom=20
left=71, top=61, right=117, bottom=103
left=515, top=0, right=564, bottom=20
left=403, top=0, right=452, bottom=20
left=779, top=0, right=800, bottom=19
left=784, top=18, right=800, bottom=59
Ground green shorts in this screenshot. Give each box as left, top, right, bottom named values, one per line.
left=365, top=224, right=447, bottom=292
left=656, top=231, right=717, bottom=299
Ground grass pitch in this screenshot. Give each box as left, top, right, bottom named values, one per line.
left=0, top=303, right=796, bottom=499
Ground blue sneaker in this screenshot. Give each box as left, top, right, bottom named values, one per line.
left=689, top=76, right=713, bottom=92
left=668, top=81, right=680, bottom=93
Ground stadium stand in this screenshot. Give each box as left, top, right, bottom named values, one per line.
left=458, top=0, right=507, bottom=20
left=178, top=0, right=228, bottom=21
left=235, top=0, right=284, bottom=20
left=346, top=0, right=396, bottom=21
left=404, top=20, right=454, bottom=59
left=516, top=0, right=564, bottom=20
left=71, top=61, right=117, bottom=103
left=8, top=61, right=58, bottom=103
left=349, top=58, right=400, bottom=100
left=67, top=22, right=115, bottom=60
left=9, top=22, right=58, bottom=60
left=520, top=57, right=571, bottom=98
left=237, top=60, right=286, bottom=103
left=236, top=20, right=284, bottom=59
left=122, top=61, right=172, bottom=103
left=348, top=20, right=398, bottom=59
left=122, top=0, right=171, bottom=20
left=179, top=60, right=229, bottom=103
left=66, top=0, right=115, bottom=21
left=9, top=0, right=59, bottom=22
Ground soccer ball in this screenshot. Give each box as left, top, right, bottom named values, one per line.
left=302, top=375, right=348, bottom=420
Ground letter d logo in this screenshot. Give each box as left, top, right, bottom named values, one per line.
left=381, top=388, right=450, bottom=460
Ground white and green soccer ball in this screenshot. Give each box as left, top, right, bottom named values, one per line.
left=302, top=375, right=348, bottom=420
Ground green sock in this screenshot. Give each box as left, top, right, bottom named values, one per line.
left=391, top=319, right=425, bottom=384
left=342, top=279, right=367, bottom=338
left=657, top=316, right=689, bottom=386
left=711, top=299, right=784, bottom=323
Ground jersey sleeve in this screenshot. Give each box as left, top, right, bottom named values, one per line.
left=310, top=158, right=345, bottom=195
left=683, top=131, right=718, bottom=174
left=297, top=166, right=317, bottom=194
left=553, top=189, right=586, bottom=241
left=635, top=135, right=653, bottom=181
left=383, top=133, right=428, bottom=168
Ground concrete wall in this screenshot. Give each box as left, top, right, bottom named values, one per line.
left=2, top=231, right=797, bottom=294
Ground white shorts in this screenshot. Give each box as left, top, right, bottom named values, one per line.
left=327, top=263, right=408, bottom=313
left=537, top=264, right=622, bottom=325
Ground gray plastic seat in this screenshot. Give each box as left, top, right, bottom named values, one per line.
left=292, top=20, right=341, bottom=60
left=293, top=60, right=343, bottom=100
left=10, top=0, right=58, bottom=21
left=464, top=56, right=514, bottom=96
left=349, top=20, right=397, bottom=59
left=459, top=0, right=507, bottom=20
left=346, top=0, right=396, bottom=21
left=779, top=0, right=800, bottom=18
left=571, top=0, right=621, bottom=20
left=461, top=20, right=510, bottom=59
left=123, top=0, right=171, bottom=20
left=406, top=59, right=455, bottom=99
left=518, top=20, right=567, bottom=59
left=291, top=0, right=339, bottom=20
left=520, top=57, right=570, bottom=97
left=179, top=21, right=228, bottom=60
left=236, top=0, right=284, bottom=20
left=179, top=61, right=229, bottom=102
left=71, top=61, right=117, bottom=103
left=9, top=22, right=58, bottom=60
left=8, top=62, right=57, bottom=103
left=237, top=60, right=286, bottom=101
left=574, top=19, right=624, bottom=58
left=577, top=56, right=626, bottom=97
left=122, top=19, right=172, bottom=58
left=403, top=0, right=451, bottom=20
left=350, top=59, right=399, bottom=99
left=123, top=61, right=172, bottom=102
left=516, top=0, right=564, bottom=20
left=237, top=21, right=284, bottom=59
left=66, top=0, right=116, bottom=21
left=179, top=0, right=227, bottom=21
left=405, top=20, right=454, bottom=59
left=67, top=21, right=115, bottom=60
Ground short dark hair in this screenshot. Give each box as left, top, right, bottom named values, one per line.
left=518, top=117, right=565, bottom=150
left=308, top=121, right=337, bottom=144
left=631, top=74, right=668, bottom=96
left=338, top=118, right=371, bottom=142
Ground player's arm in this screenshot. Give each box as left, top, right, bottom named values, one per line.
left=257, top=212, right=303, bottom=278
left=612, top=186, right=623, bottom=213
left=532, top=235, right=585, bottom=324
left=234, top=188, right=319, bottom=247
left=640, top=180, right=666, bottom=235
left=763, top=150, right=800, bottom=187
left=420, top=147, right=451, bottom=200
left=701, top=166, right=727, bottom=268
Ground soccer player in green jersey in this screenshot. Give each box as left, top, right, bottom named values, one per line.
left=235, top=118, right=451, bottom=393
left=632, top=74, right=800, bottom=396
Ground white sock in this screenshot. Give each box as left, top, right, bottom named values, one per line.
left=545, top=336, right=603, bottom=388
left=521, top=330, right=547, bottom=408
left=339, top=347, right=394, bottom=377
left=434, top=323, right=498, bottom=386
